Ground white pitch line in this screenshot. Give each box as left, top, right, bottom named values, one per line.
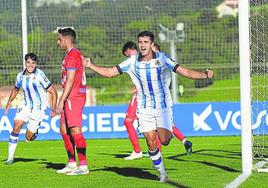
left=225, top=173, right=251, bottom=188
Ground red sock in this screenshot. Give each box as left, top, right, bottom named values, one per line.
left=156, top=136, right=162, bottom=151
left=73, top=133, right=87, bottom=166
left=62, top=134, right=76, bottom=162
left=173, top=126, right=185, bottom=142
left=124, top=119, right=141, bottom=153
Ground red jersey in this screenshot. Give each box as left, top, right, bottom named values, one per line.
left=61, top=48, right=86, bottom=101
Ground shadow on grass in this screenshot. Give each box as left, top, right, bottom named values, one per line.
left=167, top=149, right=240, bottom=172
left=97, top=152, right=128, bottom=159
left=97, top=151, right=149, bottom=159
left=39, top=161, right=66, bottom=170
left=2, top=158, right=46, bottom=164
left=172, top=149, right=241, bottom=159
left=92, top=166, right=157, bottom=179
left=92, top=166, right=188, bottom=188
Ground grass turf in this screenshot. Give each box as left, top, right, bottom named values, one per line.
left=0, top=136, right=266, bottom=188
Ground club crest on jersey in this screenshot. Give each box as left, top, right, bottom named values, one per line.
left=155, top=60, right=161, bottom=65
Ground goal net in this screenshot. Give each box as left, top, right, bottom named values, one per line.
left=250, top=0, right=268, bottom=171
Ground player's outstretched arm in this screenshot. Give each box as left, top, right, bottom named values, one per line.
left=83, top=57, right=120, bottom=78
left=4, top=87, right=19, bottom=115
left=175, top=66, right=214, bottom=80
left=47, top=85, right=58, bottom=117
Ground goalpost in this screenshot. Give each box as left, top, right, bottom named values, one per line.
left=239, top=0, right=268, bottom=174
left=239, top=0, right=252, bottom=175
left=226, top=1, right=252, bottom=187
left=228, top=0, right=268, bottom=187
left=21, top=0, right=28, bottom=69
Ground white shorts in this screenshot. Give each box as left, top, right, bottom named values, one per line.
left=137, top=107, right=173, bottom=133
left=14, top=107, right=45, bottom=133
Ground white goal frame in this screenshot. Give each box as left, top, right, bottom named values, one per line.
left=226, top=0, right=253, bottom=187
left=239, top=0, right=253, bottom=175
left=21, top=0, right=28, bottom=69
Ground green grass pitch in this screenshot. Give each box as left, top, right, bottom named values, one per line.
left=0, top=136, right=267, bottom=187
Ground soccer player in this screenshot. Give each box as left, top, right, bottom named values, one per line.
left=55, top=27, right=89, bottom=175
left=122, top=41, right=192, bottom=160
left=5, top=53, right=58, bottom=164
left=83, top=31, right=213, bottom=182
left=121, top=41, right=143, bottom=160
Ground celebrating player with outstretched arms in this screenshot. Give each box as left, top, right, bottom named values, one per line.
left=121, top=41, right=193, bottom=160
left=83, top=31, right=213, bottom=182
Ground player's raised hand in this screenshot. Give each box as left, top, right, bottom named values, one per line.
left=206, top=69, right=214, bottom=79
left=82, top=57, right=91, bottom=68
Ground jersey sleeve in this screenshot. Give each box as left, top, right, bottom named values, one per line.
left=66, top=52, right=79, bottom=71
left=38, top=70, right=52, bottom=90
left=14, top=73, right=22, bottom=90
left=116, top=57, right=132, bottom=74
left=160, top=53, right=180, bottom=72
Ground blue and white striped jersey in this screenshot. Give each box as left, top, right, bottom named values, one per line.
left=117, top=52, right=179, bottom=109
left=15, top=68, right=52, bottom=110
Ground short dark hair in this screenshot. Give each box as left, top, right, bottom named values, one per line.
left=58, top=27, right=76, bottom=42
left=24, top=53, right=38, bottom=62
left=137, top=31, right=154, bottom=42
left=122, top=41, right=138, bottom=56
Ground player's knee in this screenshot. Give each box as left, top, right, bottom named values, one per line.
left=70, top=127, right=82, bottom=136
left=25, top=134, right=33, bottom=141
left=160, top=137, right=171, bottom=146
left=161, top=140, right=170, bottom=146
left=26, top=127, right=39, bottom=141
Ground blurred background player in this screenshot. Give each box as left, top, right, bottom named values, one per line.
left=5, top=53, right=58, bottom=165
left=122, top=41, right=192, bottom=160
left=152, top=43, right=161, bottom=52
left=121, top=41, right=143, bottom=160
left=55, top=27, right=89, bottom=175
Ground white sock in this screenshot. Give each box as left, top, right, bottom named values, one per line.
left=8, top=132, right=19, bottom=160
left=148, top=148, right=166, bottom=175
